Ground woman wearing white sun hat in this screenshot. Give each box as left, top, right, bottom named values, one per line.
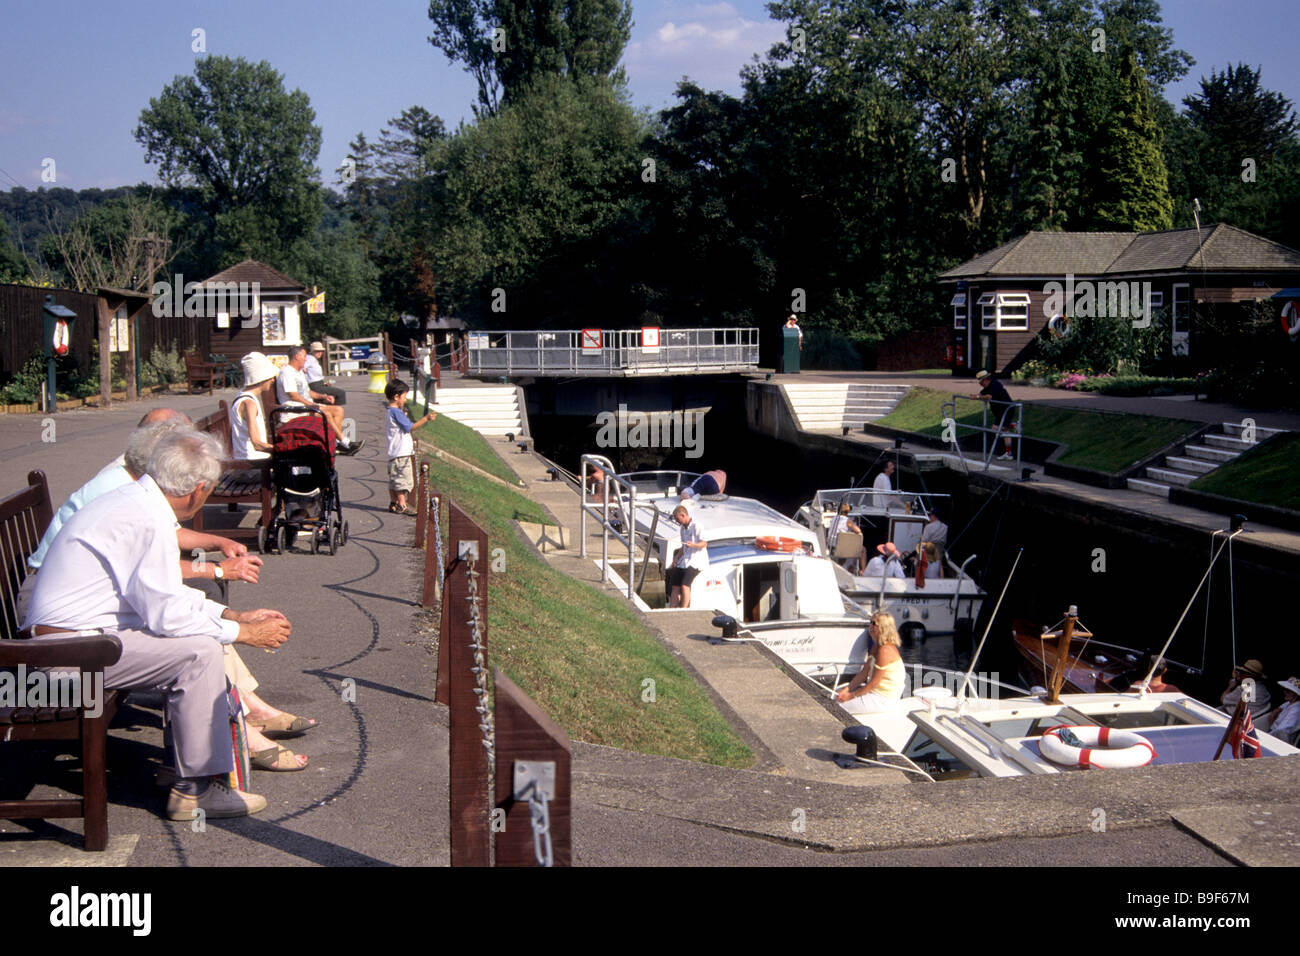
left=229, top=352, right=279, bottom=461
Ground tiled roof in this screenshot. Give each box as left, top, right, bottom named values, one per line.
left=200, top=259, right=306, bottom=291
left=940, top=224, right=1300, bottom=279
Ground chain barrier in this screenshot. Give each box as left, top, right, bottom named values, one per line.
left=464, top=554, right=495, bottom=770
left=524, top=783, right=553, bottom=867
left=432, top=497, right=445, bottom=596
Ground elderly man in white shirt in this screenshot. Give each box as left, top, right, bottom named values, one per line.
left=23, top=429, right=292, bottom=819
left=277, top=346, right=363, bottom=455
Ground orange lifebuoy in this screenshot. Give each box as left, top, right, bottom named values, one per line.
left=1039, top=725, right=1156, bottom=770
left=52, top=319, right=70, bottom=356
left=1281, top=301, right=1300, bottom=340
left=755, top=536, right=804, bottom=553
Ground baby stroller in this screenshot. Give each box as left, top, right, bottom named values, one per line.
left=263, top=406, right=349, bottom=555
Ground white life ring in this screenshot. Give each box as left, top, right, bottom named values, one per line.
left=52, top=319, right=70, bottom=356
left=1048, top=314, right=1071, bottom=338
left=1039, top=724, right=1156, bottom=769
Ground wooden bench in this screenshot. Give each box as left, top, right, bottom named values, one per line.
left=183, top=350, right=221, bottom=395
left=191, top=401, right=274, bottom=546
left=0, top=470, right=123, bottom=851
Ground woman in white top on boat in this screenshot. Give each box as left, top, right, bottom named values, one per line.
left=229, top=352, right=278, bottom=461
left=836, top=611, right=906, bottom=713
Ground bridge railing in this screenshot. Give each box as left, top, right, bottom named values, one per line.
left=466, top=328, right=759, bottom=375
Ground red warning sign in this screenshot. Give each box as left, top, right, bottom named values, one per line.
left=581, top=328, right=602, bottom=352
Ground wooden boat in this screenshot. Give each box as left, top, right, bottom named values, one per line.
left=1012, top=619, right=1204, bottom=697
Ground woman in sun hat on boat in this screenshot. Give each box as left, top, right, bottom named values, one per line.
left=1266, top=678, right=1300, bottom=741
left=835, top=611, right=905, bottom=714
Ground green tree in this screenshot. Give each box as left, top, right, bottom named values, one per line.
left=135, top=56, right=324, bottom=264
left=427, top=0, right=632, bottom=114
left=1091, top=53, right=1173, bottom=230
left=427, top=76, right=645, bottom=326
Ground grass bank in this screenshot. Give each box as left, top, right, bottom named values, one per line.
left=407, top=404, right=521, bottom=485
left=877, top=387, right=1198, bottom=473
left=1191, top=433, right=1300, bottom=511
left=413, top=418, right=753, bottom=768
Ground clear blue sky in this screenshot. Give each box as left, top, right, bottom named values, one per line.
left=1, top=0, right=1297, bottom=192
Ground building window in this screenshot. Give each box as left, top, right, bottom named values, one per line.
left=1147, top=290, right=1164, bottom=310
left=1172, top=284, right=1190, bottom=333
left=951, top=292, right=968, bottom=329
left=980, top=292, right=1030, bottom=331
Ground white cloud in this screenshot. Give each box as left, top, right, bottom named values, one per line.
left=625, top=3, right=786, bottom=98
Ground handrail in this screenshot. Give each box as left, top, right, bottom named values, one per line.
left=467, top=327, right=759, bottom=376
left=941, top=393, right=1023, bottom=472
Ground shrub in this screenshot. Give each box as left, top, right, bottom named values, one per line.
left=0, top=353, right=48, bottom=404
left=144, top=343, right=187, bottom=387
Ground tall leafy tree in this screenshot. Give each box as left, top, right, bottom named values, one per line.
left=1091, top=52, right=1173, bottom=230
left=135, top=56, right=324, bottom=267
left=427, top=0, right=632, bottom=114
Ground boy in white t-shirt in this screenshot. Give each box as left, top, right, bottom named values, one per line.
left=384, top=378, right=435, bottom=515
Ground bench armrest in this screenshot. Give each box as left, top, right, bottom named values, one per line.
left=0, top=632, right=123, bottom=669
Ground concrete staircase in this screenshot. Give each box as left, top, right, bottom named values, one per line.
left=784, top=383, right=908, bottom=432
left=431, top=385, right=525, bottom=437
left=1126, top=422, right=1285, bottom=498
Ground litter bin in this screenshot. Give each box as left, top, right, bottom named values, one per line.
left=366, top=352, right=389, bottom=394
left=782, top=327, right=801, bottom=374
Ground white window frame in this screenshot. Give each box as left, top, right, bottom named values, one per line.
left=951, top=292, right=968, bottom=330
left=261, top=301, right=302, bottom=347
left=1147, top=290, right=1164, bottom=310
left=980, top=292, right=1031, bottom=331
left=1172, top=284, right=1190, bottom=333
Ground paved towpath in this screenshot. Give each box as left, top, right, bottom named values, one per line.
left=0, top=379, right=1296, bottom=867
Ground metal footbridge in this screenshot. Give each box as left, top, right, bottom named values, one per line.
left=465, top=327, right=759, bottom=377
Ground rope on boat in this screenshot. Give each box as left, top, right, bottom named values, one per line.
left=1135, top=527, right=1243, bottom=694
left=961, top=548, right=1019, bottom=697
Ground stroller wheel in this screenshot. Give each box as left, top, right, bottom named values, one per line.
left=276, top=524, right=288, bottom=555
left=310, top=525, right=320, bottom=555
left=327, top=520, right=340, bottom=556
left=257, top=524, right=269, bottom=554
left=341, top=520, right=349, bottom=546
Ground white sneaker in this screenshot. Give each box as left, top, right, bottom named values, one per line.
left=166, top=780, right=267, bottom=820
left=996, top=453, right=1014, bottom=460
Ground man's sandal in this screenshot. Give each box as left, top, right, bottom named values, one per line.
left=251, top=746, right=309, bottom=772
left=246, top=713, right=319, bottom=739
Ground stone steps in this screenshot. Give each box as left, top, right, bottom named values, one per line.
left=784, top=384, right=909, bottom=431
left=1127, top=421, right=1285, bottom=499
left=432, top=386, right=524, bottom=436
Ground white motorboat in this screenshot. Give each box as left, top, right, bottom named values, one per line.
left=580, top=458, right=877, bottom=674
left=836, top=608, right=1300, bottom=780
left=794, top=486, right=985, bottom=642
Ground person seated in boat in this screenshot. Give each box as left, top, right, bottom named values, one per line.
left=679, top=469, right=727, bottom=500
left=1266, top=678, right=1300, bottom=742
left=835, top=612, right=905, bottom=714
left=1219, top=658, right=1272, bottom=719
left=921, top=507, right=948, bottom=550
left=919, top=541, right=942, bottom=579
left=862, top=542, right=906, bottom=580
left=666, top=503, right=708, bottom=608
left=1149, top=660, right=1180, bottom=691
left=827, top=501, right=865, bottom=574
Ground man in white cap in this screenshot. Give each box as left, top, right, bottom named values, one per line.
left=970, top=369, right=1017, bottom=460
left=304, top=340, right=345, bottom=407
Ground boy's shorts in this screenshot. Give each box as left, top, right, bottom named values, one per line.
left=388, top=456, right=415, bottom=493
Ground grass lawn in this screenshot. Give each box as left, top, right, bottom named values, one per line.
left=409, top=404, right=522, bottom=485
left=417, top=429, right=754, bottom=768
left=876, top=387, right=1198, bottom=473
left=1190, top=433, right=1300, bottom=511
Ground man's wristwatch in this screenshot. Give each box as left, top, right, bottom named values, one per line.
left=214, top=564, right=225, bottom=580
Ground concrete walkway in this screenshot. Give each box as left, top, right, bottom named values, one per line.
left=0, top=380, right=1296, bottom=866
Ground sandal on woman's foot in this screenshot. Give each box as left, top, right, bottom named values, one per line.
left=247, top=713, right=319, bottom=738
left=388, top=503, right=400, bottom=513
left=251, top=746, right=309, bottom=772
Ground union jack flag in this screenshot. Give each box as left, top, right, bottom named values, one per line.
left=1231, top=708, right=1262, bottom=759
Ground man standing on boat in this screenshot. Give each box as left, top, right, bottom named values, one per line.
left=871, top=460, right=896, bottom=510
left=667, top=504, right=708, bottom=608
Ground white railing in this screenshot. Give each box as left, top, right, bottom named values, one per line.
left=467, top=328, right=759, bottom=376
left=324, top=335, right=384, bottom=376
